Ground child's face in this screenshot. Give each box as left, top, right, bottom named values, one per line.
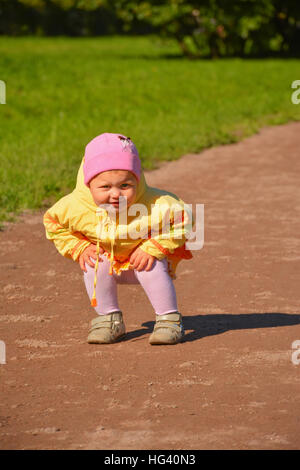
left=89, top=170, right=138, bottom=211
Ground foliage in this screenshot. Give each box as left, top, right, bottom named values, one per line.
left=0, top=0, right=121, bottom=36
left=114, top=0, right=300, bottom=57
left=0, top=1, right=299, bottom=57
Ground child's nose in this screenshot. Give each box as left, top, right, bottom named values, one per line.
left=111, top=188, right=121, bottom=199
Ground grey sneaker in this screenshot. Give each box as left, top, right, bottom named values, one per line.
left=87, top=312, right=125, bottom=344
left=149, top=312, right=184, bottom=345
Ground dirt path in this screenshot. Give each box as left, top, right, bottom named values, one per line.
left=1, top=122, right=300, bottom=450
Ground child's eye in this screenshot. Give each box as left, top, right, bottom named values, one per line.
left=121, top=183, right=130, bottom=188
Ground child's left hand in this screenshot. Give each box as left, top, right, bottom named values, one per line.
left=129, top=247, right=155, bottom=272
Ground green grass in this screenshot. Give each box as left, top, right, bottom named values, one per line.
left=0, top=35, right=299, bottom=226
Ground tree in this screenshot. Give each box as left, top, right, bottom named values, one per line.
left=114, top=0, right=300, bottom=57
left=0, top=0, right=299, bottom=57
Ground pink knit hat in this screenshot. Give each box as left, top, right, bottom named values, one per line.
left=83, top=133, right=141, bottom=186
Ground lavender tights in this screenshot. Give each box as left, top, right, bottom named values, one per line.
left=83, top=255, right=178, bottom=315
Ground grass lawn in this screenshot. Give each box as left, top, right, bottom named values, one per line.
left=0, top=35, right=299, bottom=226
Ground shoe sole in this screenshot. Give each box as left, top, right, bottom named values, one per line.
left=87, top=333, right=126, bottom=344
left=149, top=335, right=183, bottom=345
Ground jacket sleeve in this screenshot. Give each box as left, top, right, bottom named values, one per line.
left=139, top=202, right=193, bottom=260
left=43, top=195, right=91, bottom=262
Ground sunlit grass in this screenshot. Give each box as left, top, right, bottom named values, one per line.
left=0, top=35, right=299, bottom=225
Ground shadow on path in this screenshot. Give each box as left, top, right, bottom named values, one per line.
left=125, top=313, right=300, bottom=343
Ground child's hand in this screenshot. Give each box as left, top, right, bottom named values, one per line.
left=129, top=247, right=155, bottom=272
left=79, top=244, right=105, bottom=272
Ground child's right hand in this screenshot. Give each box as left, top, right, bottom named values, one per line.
left=79, top=244, right=105, bottom=272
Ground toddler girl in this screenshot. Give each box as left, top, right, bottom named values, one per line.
left=43, top=133, right=192, bottom=345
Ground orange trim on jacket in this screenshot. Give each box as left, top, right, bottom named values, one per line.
left=149, top=238, right=193, bottom=260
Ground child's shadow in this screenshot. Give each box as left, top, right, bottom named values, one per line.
left=125, top=312, right=300, bottom=342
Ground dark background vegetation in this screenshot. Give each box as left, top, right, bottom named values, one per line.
left=0, top=0, right=299, bottom=58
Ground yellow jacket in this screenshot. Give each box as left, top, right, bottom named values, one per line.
left=43, top=158, right=192, bottom=305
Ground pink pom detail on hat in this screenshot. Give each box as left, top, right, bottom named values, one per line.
left=83, top=133, right=141, bottom=186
